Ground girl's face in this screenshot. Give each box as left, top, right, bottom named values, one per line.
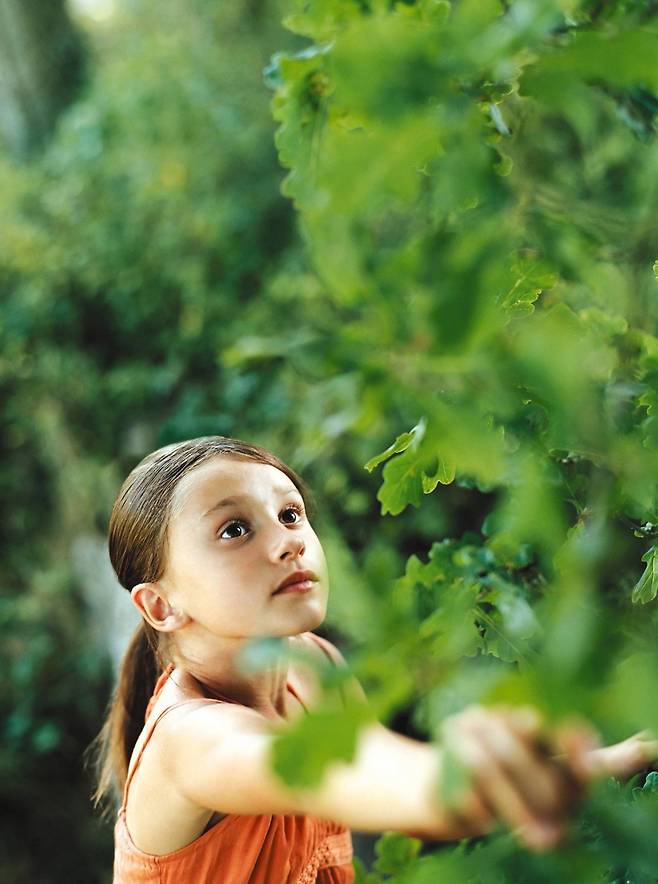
left=159, top=456, right=329, bottom=640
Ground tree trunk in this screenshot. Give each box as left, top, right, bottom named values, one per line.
left=0, top=0, right=84, bottom=156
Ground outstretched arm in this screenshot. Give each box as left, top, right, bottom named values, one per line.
left=158, top=698, right=590, bottom=853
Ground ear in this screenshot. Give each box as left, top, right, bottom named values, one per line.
left=131, top=583, right=191, bottom=633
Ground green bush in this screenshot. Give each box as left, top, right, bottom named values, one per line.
left=0, top=2, right=417, bottom=878
left=4, top=0, right=658, bottom=879
left=267, top=1, right=658, bottom=880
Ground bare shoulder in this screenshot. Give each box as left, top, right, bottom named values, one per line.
left=126, top=700, right=272, bottom=853
left=150, top=698, right=302, bottom=816
left=157, top=696, right=271, bottom=754
left=296, top=632, right=368, bottom=705
left=150, top=699, right=272, bottom=787
left=297, top=631, right=349, bottom=667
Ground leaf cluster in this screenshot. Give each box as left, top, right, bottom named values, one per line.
left=268, top=0, right=658, bottom=876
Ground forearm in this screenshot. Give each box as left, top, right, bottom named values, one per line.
left=297, top=723, right=467, bottom=839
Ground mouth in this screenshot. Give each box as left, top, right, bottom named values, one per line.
left=273, top=569, right=319, bottom=596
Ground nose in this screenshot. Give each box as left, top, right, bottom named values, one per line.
left=272, top=527, right=305, bottom=562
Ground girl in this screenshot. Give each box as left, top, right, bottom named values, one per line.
left=94, top=436, right=657, bottom=883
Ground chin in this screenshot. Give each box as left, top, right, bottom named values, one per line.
left=279, top=601, right=327, bottom=637
left=304, top=605, right=326, bottom=632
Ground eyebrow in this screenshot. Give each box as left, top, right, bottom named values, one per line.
left=201, top=487, right=301, bottom=518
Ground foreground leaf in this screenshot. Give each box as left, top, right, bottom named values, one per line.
left=271, top=705, right=372, bottom=789
left=631, top=546, right=658, bottom=604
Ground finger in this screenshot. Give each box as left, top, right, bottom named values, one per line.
left=588, top=736, right=658, bottom=780
left=551, top=719, right=601, bottom=786
left=439, top=714, right=496, bottom=836
left=629, top=729, right=655, bottom=741
left=472, top=712, right=575, bottom=820
left=497, top=705, right=544, bottom=737
left=454, top=728, right=563, bottom=852
left=443, top=787, right=496, bottom=839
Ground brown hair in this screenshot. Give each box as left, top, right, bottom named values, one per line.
left=91, top=436, right=308, bottom=811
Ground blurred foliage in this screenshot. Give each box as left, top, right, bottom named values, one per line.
left=4, top=0, right=658, bottom=880
left=0, top=0, right=425, bottom=879
left=267, top=0, right=658, bottom=879
left=0, top=0, right=398, bottom=879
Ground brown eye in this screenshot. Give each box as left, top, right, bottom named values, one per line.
left=280, top=505, right=302, bottom=525
left=220, top=520, right=249, bottom=540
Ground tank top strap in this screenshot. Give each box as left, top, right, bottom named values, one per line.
left=286, top=678, right=307, bottom=712
left=120, top=667, right=220, bottom=813
left=119, top=666, right=306, bottom=813
left=144, top=662, right=175, bottom=721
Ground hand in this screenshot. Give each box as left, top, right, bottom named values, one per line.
left=557, top=727, right=658, bottom=782
left=438, top=705, right=589, bottom=852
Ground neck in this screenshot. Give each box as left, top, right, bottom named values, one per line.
left=172, top=634, right=295, bottom=720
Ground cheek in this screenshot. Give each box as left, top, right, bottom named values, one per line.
left=308, top=533, right=328, bottom=574
left=166, top=545, right=226, bottom=599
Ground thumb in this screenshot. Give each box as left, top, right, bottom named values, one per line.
left=551, top=718, right=602, bottom=785
left=586, top=732, right=658, bottom=781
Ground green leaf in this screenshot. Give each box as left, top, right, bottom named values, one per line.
left=422, top=455, right=457, bottom=492
left=376, top=445, right=457, bottom=515
left=373, top=831, right=422, bottom=876
left=271, top=705, right=371, bottom=789
left=501, top=255, right=557, bottom=318
left=480, top=611, right=532, bottom=663
left=364, top=418, right=426, bottom=472
left=631, top=546, right=658, bottom=604
left=642, top=771, right=658, bottom=794
left=352, top=857, right=383, bottom=884
left=419, top=581, right=483, bottom=661
left=523, top=29, right=658, bottom=103
left=437, top=738, right=471, bottom=813
left=371, top=417, right=467, bottom=513
left=578, top=307, right=628, bottom=339
left=479, top=576, right=539, bottom=663
left=377, top=446, right=426, bottom=515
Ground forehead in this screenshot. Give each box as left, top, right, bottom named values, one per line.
left=171, top=456, right=299, bottom=517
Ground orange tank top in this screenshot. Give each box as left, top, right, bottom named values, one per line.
left=113, top=637, right=355, bottom=883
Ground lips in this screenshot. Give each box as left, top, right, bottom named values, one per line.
left=274, top=569, right=318, bottom=595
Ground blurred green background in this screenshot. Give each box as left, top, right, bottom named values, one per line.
left=3, top=1, right=658, bottom=881
left=1, top=2, right=411, bottom=879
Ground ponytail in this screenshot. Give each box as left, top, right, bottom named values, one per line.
left=91, top=621, right=163, bottom=813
